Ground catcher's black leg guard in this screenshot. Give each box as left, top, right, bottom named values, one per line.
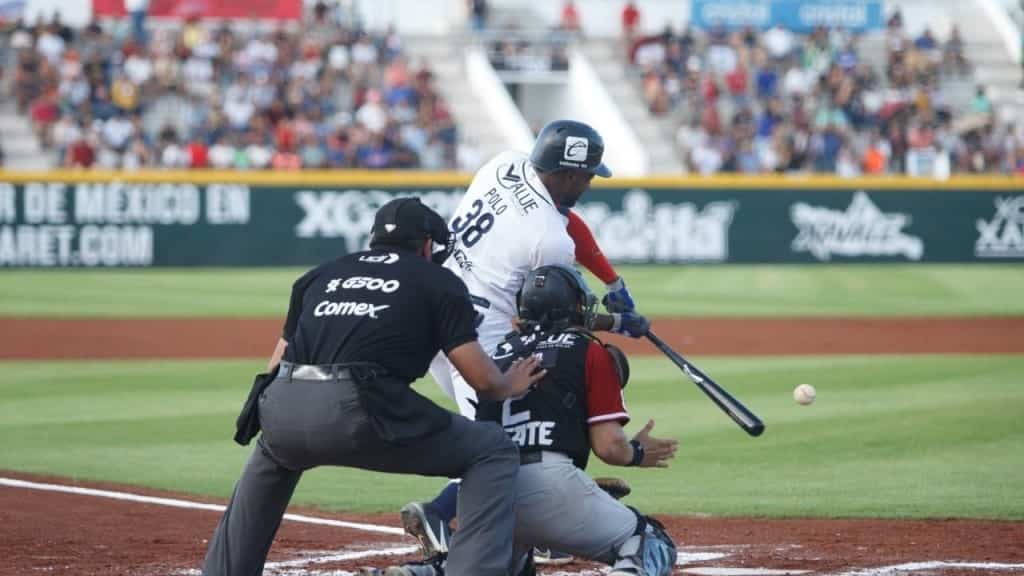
left=609, top=507, right=677, bottom=576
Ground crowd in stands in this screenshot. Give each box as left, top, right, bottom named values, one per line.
left=5, top=1, right=461, bottom=170
left=626, top=5, right=1024, bottom=176
left=480, top=0, right=576, bottom=74
left=4, top=0, right=1022, bottom=176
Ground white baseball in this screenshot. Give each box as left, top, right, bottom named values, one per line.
left=793, top=384, right=816, bottom=405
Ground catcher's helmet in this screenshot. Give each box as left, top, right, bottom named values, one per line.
left=518, top=265, right=597, bottom=332
left=529, top=120, right=612, bottom=178
left=370, top=197, right=454, bottom=264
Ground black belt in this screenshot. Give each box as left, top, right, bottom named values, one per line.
left=277, top=361, right=388, bottom=382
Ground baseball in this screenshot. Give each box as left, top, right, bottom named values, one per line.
left=793, top=384, right=816, bottom=405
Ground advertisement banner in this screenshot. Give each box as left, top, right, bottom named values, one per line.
left=0, top=177, right=1022, bottom=267
left=92, top=0, right=302, bottom=20
left=690, top=0, right=883, bottom=32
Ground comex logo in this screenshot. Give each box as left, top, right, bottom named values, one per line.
left=790, top=191, right=923, bottom=261
left=314, top=300, right=390, bottom=319
left=975, top=196, right=1024, bottom=258
left=564, top=137, right=589, bottom=162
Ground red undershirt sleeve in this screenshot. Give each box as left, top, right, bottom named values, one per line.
left=566, top=209, right=619, bottom=284
left=584, top=341, right=630, bottom=425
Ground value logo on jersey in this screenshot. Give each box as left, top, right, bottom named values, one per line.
left=564, top=137, right=589, bottom=162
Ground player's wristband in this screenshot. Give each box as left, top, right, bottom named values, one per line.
left=627, top=439, right=645, bottom=466
left=605, top=277, right=626, bottom=292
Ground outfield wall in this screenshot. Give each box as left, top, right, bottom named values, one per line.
left=0, top=171, right=1021, bottom=267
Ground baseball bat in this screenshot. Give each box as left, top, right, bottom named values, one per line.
left=646, top=330, right=765, bottom=437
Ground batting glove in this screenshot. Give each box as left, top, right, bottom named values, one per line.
left=602, top=277, right=636, bottom=313
left=611, top=312, right=650, bottom=338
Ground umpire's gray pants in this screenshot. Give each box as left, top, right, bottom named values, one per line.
left=509, top=451, right=637, bottom=572
left=201, top=376, right=520, bottom=576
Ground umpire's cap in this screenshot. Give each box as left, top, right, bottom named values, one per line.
left=529, top=119, right=612, bottom=178
left=370, top=197, right=453, bottom=264
left=518, top=265, right=597, bottom=332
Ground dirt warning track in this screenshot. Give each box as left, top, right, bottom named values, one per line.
left=2, top=316, right=1022, bottom=359
left=1, top=472, right=1023, bottom=576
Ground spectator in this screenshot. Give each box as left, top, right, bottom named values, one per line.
left=622, top=1, right=640, bottom=46
left=970, top=85, right=993, bottom=116
left=862, top=130, right=890, bottom=174
left=111, top=73, right=140, bottom=112
left=159, top=126, right=188, bottom=168
left=468, top=0, right=488, bottom=32
left=37, top=22, right=66, bottom=64
left=299, top=134, right=327, bottom=168
left=51, top=113, right=81, bottom=162
left=208, top=134, right=235, bottom=169
left=102, top=111, right=135, bottom=151
left=125, top=0, right=149, bottom=47
left=122, top=137, right=152, bottom=170
left=356, top=89, right=388, bottom=134
left=243, top=132, right=273, bottom=169
left=560, top=0, right=581, bottom=33
left=763, top=25, right=793, bottom=60
left=30, top=89, right=60, bottom=147
left=271, top=143, right=302, bottom=170
left=186, top=136, right=209, bottom=168
left=65, top=132, right=97, bottom=168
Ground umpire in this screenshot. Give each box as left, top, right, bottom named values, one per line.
left=201, top=197, right=544, bottom=576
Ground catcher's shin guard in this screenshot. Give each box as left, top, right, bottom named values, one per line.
left=608, top=508, right=677, bottom=576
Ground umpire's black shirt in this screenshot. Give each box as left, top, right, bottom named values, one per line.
left=282, top=247, right=478, bottom=381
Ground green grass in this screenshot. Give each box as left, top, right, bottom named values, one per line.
left=2, top=356, right=1021, bottom=519
left=0, top=265, right=1022, bottom=317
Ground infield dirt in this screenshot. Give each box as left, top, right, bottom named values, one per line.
left=2, top=471, right=1023, bottom=576
left=2, top=316, right=1024, bottom=359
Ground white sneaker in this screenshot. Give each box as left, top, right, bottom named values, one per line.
left=400, top=502, right=452, bottom=557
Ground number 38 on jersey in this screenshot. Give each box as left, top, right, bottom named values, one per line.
left=451, top=199, right=495, bottom=248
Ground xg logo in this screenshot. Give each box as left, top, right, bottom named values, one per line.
left=564, top=137, right=589, bottom=162
left=326, top=276, right=401, bottom=293
left=293, top=190, right=462, bottom=254
left=976, top=196, right=1024, bottom=258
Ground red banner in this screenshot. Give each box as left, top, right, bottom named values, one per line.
left=92, top=0, right=302, bottom=20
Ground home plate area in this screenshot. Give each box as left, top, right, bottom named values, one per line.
left=1, top=473, right=1022, bottom=576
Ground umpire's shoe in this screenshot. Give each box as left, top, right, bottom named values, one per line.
left=384, top=553, right=446, bottom=576
left=400, top=502, right=451, bottom=558
left=533, top=547, right=574, bottom=565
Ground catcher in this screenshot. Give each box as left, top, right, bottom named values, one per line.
left=373, top=265, right=678, bottom=576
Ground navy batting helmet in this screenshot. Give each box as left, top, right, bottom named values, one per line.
left=529, top=120, right=612, bottom=178
left=518, top=265, right=597, bottom=332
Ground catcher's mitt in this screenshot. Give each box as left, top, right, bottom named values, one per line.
left=595, top=476, right=631, bottom=500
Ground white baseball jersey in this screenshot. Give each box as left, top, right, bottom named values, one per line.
left=431, top=150, right=576, bottom=417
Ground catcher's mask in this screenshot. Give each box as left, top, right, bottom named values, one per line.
left=517, top=265, right=597, bottom=332
left=369, top=197, right=454, bottom=264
